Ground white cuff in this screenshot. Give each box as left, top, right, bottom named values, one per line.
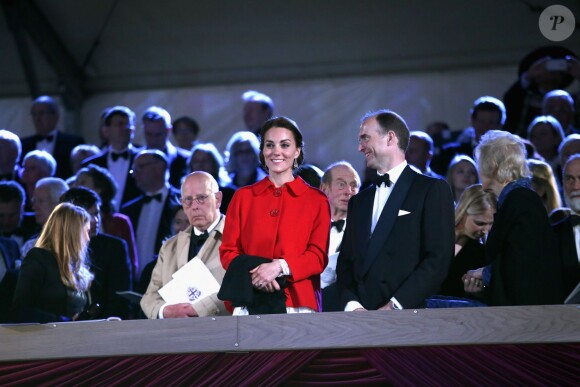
left=391, top=297, right=403, bottom=310
left=345, top=300, right=364, bottom=311
left=276, top=258, right=290, bottom=276
left=158, top=303, right=168, bottom=319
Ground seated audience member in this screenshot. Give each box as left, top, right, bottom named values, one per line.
left=21, top=178, right=68, bottom=257
left=219, top=117, right=330, bottom=315
left=21, top=96, right=85, bottom=179
left=141, top=172, right=229, bottom=318
left=528, top=159, right=562, bottom=214
left=12, top=203, right=94, bottom=323
left=0, top=129, right=22, bottom=182
left=527, top=115, right=565, bottom=173
left=60, top=188, right=132, bottom=319
left=136, top=206, right=191, bottom=296
left=188, top=142, right=235, bottom=213
left=557, top=134, right=580, bottom=185
left=172, top=116, right=200, bottom=150
left=142, top=106, right=190, bottom=189
left=446, top=155, right=479, bottom=202
left=550, top=155, right=580, bottom=296
left=296, top=163, right=324, bottom=188
left=224, top=131, right=267, bottom=188
left=406, top=131, right=444, bottom=179
left=242, top=90, right=274, bottom=136
left=70, top=144, right=101, bottom=176
left=543, top=89, right=578, bottom=136
left=0, top=182, right=39, bottom=251
left=464, top=130, right=565, bottom=305
left=503, top=46, right=579, bottom=136
left=82, top=106, right=142, bottom=211
left=432, top=96, right=505, bottom=175
left=75, top=164, right=138, bottom=278
left=438, top=185, right=496, bottom=298
left=19, top=150, right=56, bottom=211
left=319, top=161, right=360, bottom=312
left=121, top=150, right=180, bottom=282
left=424, top=121, right=458, bottom=160
left=0, top=237, right=20, bottom=323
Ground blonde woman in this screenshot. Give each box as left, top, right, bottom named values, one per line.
left=13, top=203, right=94, bottom=322
left=527, top=158, right=562, bottom=214
left=438, top=184, right=496, bottom=298
left=465, top=130, right=565, bottom=305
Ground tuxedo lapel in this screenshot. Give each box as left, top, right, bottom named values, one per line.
left=358, top=166, right=416, bottom=276
left=354, top=187, right=375, bottom=257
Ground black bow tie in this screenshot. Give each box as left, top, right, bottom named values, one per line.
left=331, top=219, right=345, bottom=233
left=570, top=214, right=580, bottom=227
left=189, top=230, right=209, bottom=260
left=111, top=150, right=129, bottom=161
left=35, top=134, right=54, bottom=143
left=375, top=173, right=391, bottom=187
left=143, top=193, right=162, bottom=203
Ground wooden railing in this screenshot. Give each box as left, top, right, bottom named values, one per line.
left=1, top=305, right=579, bottom=362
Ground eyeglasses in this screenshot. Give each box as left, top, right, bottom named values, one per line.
left=181, top=193, right=216, bottom=207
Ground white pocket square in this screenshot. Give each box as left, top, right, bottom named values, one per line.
left=398, top=210, right=411, bottom=216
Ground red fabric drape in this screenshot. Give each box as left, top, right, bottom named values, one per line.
left=0, top=344, right=578, bottom=386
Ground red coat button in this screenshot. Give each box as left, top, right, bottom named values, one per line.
left=270, top=209, right=279, bottom=217
left=274, top=189, right=282, bottom=197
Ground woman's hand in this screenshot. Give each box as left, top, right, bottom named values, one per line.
left=462, top=268, right=485, bottom=297
left=250, top=261, right=282, bottom=292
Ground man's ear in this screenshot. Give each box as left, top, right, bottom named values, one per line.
left=215, top=191, right=223, bottom=209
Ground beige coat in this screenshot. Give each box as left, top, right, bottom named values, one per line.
left=140, top=216, right=229, bottom=318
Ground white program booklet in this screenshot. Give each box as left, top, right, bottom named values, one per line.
left=158, top=257, right=220, bottom=305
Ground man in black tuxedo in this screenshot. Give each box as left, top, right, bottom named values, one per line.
left=82, top=106, right=142, bottom=210
left=20, top=96, right=85, bottom=180
left=60, top=187, right=132, bottom=319
left=141, top=106, right=190, bottom=189
left=121, top=150, right=181, bottom=282
left=336, top=109, right=455, bottom=311
left=551, top=155, right=580, bottom=296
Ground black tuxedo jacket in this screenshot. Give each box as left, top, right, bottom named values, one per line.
left=82, top=147, right=143, bottom=207
left=165, top=144, right=190, bottom=189
left=0, top=238, right=20, bottom=322
left=336, top=166, right=455, bottom=310
left=121, top=186, right=181, bottom=256
left=21, top=131, right=85, bottom=179
left=550, top=211, right=580, bottom=297
left=88, top=233, right=132, bottom=319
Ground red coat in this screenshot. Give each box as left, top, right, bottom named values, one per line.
left=220, top=177, right=330, bottom=311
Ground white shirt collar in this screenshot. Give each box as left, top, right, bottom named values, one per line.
left=377, top=160, right=407, bottom=186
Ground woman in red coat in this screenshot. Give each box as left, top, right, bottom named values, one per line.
left=220, top=117, right=330, bottom=314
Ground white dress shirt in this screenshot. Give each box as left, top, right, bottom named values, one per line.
left=108, top=145, right=133, bottom=211
left=35, top=129, right=57, bottom=155
left=136, top=185, right=169, bottom=280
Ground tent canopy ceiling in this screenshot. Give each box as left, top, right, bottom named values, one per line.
left=1, top=0, right=578, bottom=100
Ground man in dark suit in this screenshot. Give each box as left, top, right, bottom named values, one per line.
left=336, top=109, right=455, bottom=311
left=60, top=187, right=133, bottom=319
left=82, top=106, right=142, bottom=210
left=551, top=155, right=580, bottom=296
left=20, top=96, right=85, bottom=180
left=431, top=96, right=505, bottom=176
left=0, top=181, right=39, bottom=251
left=141, top=106, right=190, bottom=189
left=121, top=150, right=181, bottom=282
left=0, top=237, right=21, bottom=322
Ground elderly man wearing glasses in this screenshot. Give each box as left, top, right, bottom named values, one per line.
left=141, top=171, right=229, bottom=319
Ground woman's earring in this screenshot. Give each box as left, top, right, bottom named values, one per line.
left=293, top=159, right=298, bottom=169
